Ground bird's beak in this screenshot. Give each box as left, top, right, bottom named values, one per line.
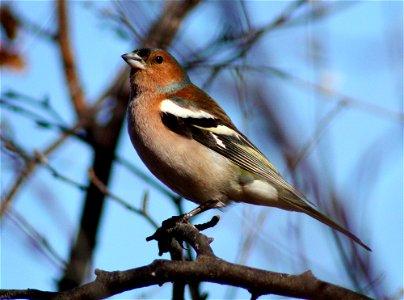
left=121, top=52, right=146, bottom=70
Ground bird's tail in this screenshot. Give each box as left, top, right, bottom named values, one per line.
left=282, top=192, right=371, bottom=251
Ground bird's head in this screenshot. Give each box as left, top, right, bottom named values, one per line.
left=122, top=48, right=190, bottom=93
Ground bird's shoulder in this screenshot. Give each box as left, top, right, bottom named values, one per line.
left=163, top=84, right=236, bottom=128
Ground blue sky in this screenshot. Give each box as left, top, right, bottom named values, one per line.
left=1, top=1, right=403, bottom=299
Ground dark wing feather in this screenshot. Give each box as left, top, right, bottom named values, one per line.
left=161, top=106, right=291, bottom=190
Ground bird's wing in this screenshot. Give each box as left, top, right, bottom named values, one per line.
left=160, top=96, right=297, bottom=195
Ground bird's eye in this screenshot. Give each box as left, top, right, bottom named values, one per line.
left=155, top=56, right=164, bottom=64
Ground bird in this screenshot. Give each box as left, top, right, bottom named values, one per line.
left=121, top=48, right=370, bottom=251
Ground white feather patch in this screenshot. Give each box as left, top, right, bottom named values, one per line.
left=243, top=179, right=278, bottom=202
left=160, top=99, right=215, bottom=119
left=205, top=125, right=240, bottom=138
left=211, top=132, right=226, bottom=148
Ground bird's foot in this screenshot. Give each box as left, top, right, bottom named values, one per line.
left=146, top=215, right=220, bottom=256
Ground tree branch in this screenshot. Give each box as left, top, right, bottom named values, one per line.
left=56, top=0, right=86, bottom=117
left=0, top=219, right=371, bottom=300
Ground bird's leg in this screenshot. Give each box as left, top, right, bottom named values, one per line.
left=180, top=200, right=221, bottom=221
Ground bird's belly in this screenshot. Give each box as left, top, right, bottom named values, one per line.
left=129, top=116, right=234, bottom=204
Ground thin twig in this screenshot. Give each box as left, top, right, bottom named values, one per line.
left=113, top=1, right=144, bottom=42
left=5, top=209, right=66, bottom=269
left=115, top=156, right=177, bottom=199
left=2, top=90, right=66, bottom=124
left=290, top=102, right=347, bottom=170
left=0, top=122, right=80, bottom=217
left=87, top=169, right=158, bottom=229
left=34, top=150, right=87, bottom=191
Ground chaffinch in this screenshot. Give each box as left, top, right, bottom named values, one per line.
left=122, top=48, right=370, bottom=251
